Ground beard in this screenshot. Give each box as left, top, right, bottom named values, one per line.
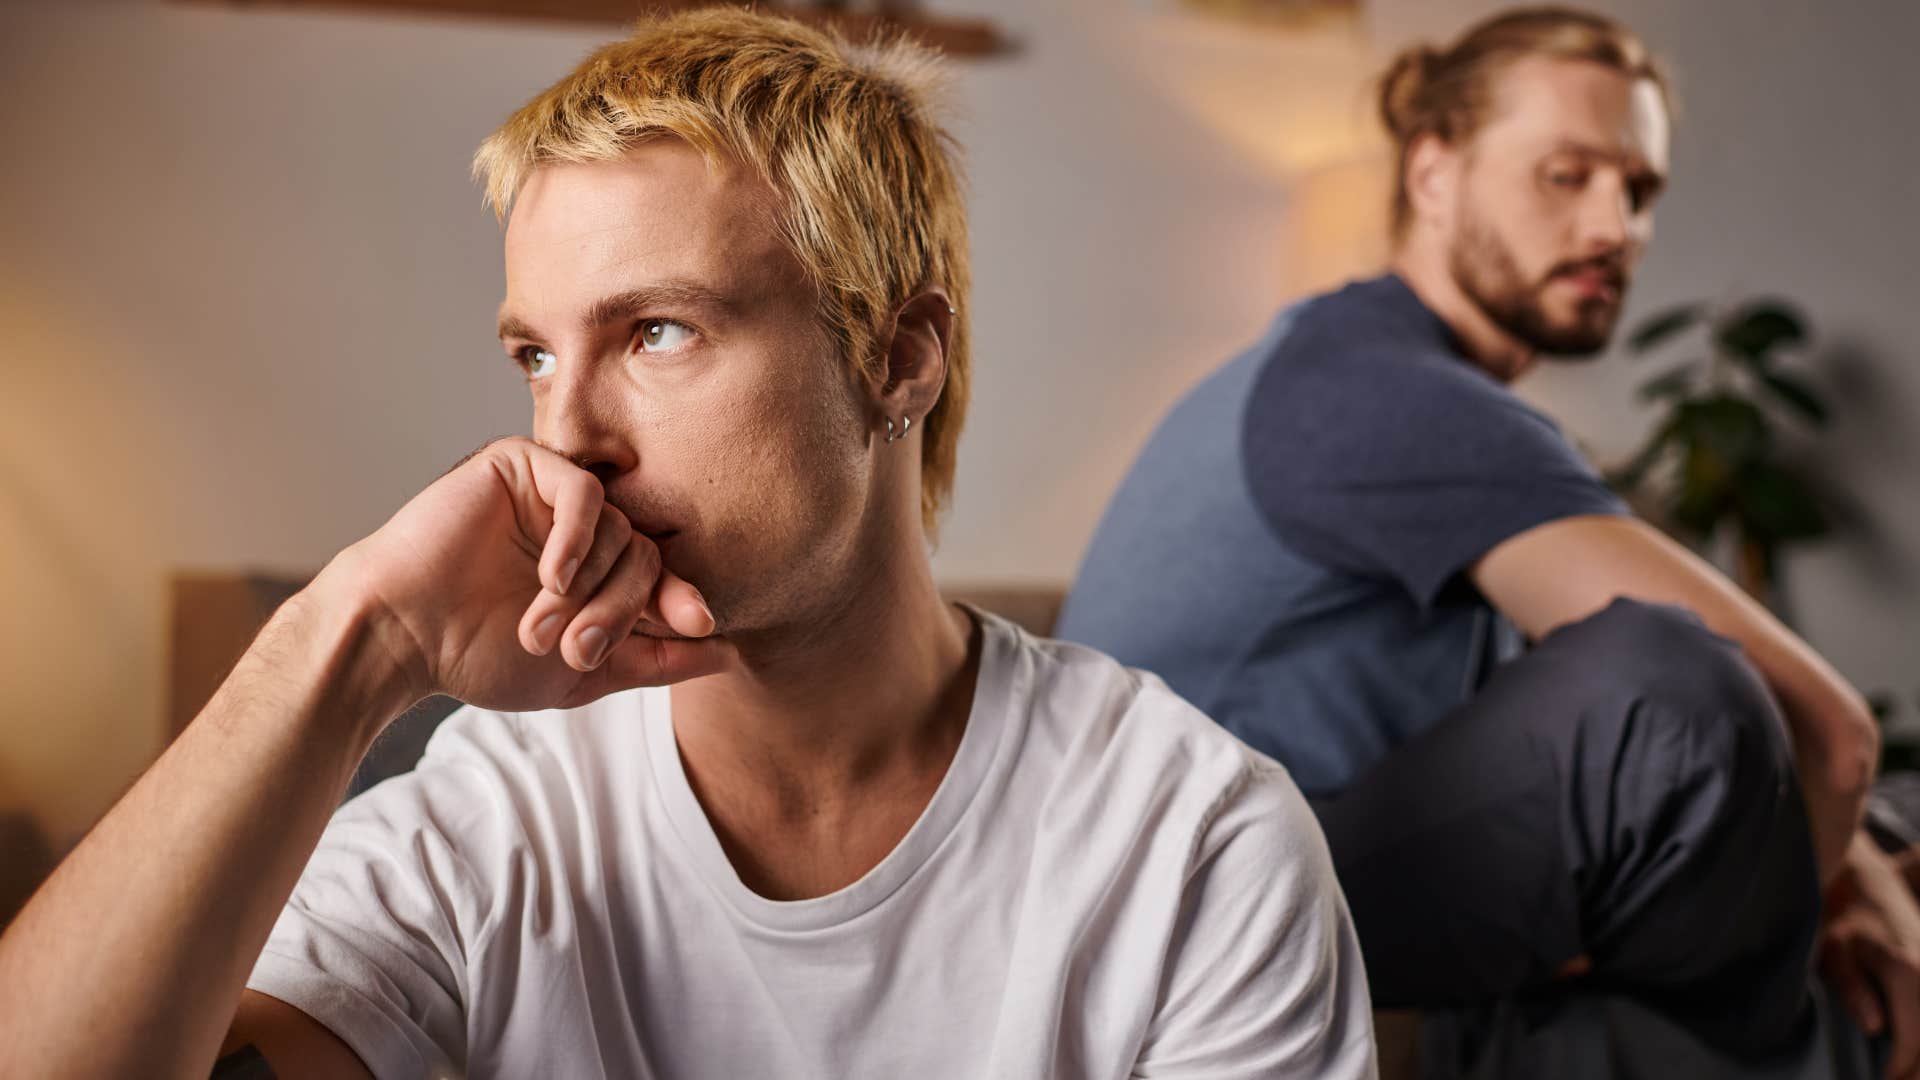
left=1449, top=205, right=1629, bottom=358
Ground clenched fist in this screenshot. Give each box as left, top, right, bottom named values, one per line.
left=317, top=436, right=734, bottom=719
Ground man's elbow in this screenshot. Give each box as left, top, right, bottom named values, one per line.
left=1800, top=692, right=1880, bottom=803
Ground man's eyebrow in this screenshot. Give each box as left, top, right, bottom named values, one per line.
left=1549, top=138, right=1662, bottom=171
left=496, top=282, right=740, bottom=342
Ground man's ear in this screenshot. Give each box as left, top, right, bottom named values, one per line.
left=1404, top=132, right=1459, bottom=237
left=875, top=288, right=954, bottom=436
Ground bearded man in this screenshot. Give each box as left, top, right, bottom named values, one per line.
left=1060, top=7, right=1920, bottom=1077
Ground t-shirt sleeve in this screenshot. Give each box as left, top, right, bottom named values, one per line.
left=1243, top=340, right=1626, bottom=608
left=1133, top=761, right=1378, bottom=1079
left=246, top=710, right=513, bottom=1079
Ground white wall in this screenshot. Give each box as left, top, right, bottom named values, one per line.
left=1, top=0, right=1914, bottom=845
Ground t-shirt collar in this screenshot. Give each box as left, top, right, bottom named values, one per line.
left=643, top=605, right=1016, bottom=933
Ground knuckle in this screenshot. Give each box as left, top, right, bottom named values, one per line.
left=629, top=535, right=661, bottom=577
left=607, top=559, right=654, bottom=615
left=602, top=504, right=632, bottom=541
left=444, top=436, right=511, bottom=480
left=619, top=573, right=652, bottom=615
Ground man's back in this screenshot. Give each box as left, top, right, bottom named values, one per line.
left=248, top=610, right=1376, bottom=1078
left=1058, top=275, right=1621, bottom=796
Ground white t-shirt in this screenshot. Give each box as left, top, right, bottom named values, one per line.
left=249, top=610, right=1376, bottom=1079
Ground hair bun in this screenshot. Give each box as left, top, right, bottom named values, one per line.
left=1377, top=45, right=1438, bottom=141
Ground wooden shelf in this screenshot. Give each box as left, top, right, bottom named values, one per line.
left=177, top=0, right=1015, bottom=57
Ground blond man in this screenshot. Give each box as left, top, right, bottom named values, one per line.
left=0, top=11, right=1375, bottom=1078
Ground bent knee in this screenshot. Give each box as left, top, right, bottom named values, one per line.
left=1556, top=599, right=1777, bottom=729
left=1549, top=599, right=1792, bottom=801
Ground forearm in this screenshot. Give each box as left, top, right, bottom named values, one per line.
left=1766, top=647, right=1878, bottom=811
left=1612, top=586, right=1875, bottom=878
left=0, top=563, right=420, bottom=1075
left=1477, top=516, right=1879, bottom=873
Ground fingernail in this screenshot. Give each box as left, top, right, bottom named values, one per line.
left=578, top=626, right=608, bottom=668
left=559, top=557, right=580, bottom=594
left=692, top=591, right=716, bottom=636
left=536, top=612, right=563, bottom=652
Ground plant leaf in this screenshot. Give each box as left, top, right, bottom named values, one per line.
left=1607, top=414, right=1680, bottom=491
left=1673, top=446, right=1733, bottom=537
left=1716, top=300, right=1807, bottom=366
left=1627, top=303, right=1706, bottom=353
left=1758, top=371, right=1831, bottom=426
left=1678, top=395, right=1771, bottom=460
left=1734, top=460, right=1829, bottom=542
left=1636, top=362, right=1702, bottom=402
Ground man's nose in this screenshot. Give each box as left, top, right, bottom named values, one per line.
left=1575, top=176, right=1633, bottom=255
left=538, top=361, right=636, bottom=483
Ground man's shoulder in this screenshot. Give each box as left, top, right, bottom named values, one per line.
left=1243, top=284, right=1569, bottom=503
left=1009, top=624, right=1308, bottom=828
left=1252, top=277, right=1549, bottom=422
left=1002, top=624, right=1338, bottom=929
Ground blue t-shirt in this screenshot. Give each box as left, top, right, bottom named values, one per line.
left=1056, top=274, right=1627, bottom=797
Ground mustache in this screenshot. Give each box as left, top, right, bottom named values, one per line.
left=606, top=493, right=687, bottom=539
left=1546, top=256, right=1628, bottom=291
left=533, top=438, right=686, bottom=536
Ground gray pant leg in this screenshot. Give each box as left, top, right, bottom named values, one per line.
left=1312, top=597, right=1821, bottom=1055
left=1422, top=982, right=1881, bottom=1080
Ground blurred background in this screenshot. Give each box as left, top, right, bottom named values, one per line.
left=2, top=0, right=1915, bottom=912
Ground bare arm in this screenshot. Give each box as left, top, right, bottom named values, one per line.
left=0, top=438, right=729, bottom=1077
left=0, top=572, right=408, bottom=1076
left=1471, top=513, right=1878, bottom=882
left=214, top=991, right=375, bottom=1079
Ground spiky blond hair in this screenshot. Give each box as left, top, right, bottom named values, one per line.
left=474, top=8, right=971, bottom=535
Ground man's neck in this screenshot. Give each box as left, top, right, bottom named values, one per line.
left=668, top=532, right=977, bottom=821
left=1390, top=242, right=1536, bottom=383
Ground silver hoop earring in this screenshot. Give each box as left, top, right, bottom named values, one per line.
left=885, top=415, right=912, bottom=444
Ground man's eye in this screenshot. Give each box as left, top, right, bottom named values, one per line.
left=638, top=319, right=695, bottom=353
left=516, top=347, right=557, bottom=379
left=1548, top=170, right=1586, bottom=189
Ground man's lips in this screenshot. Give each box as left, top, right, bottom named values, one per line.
left=1555, top=267, right=1625, bottom=301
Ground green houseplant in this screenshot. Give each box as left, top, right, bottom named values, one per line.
left=1608, top=297, right=1834, bottom=605
left=1612, top=300, right=1920, bottom=771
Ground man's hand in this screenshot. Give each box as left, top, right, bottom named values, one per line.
left=327, top=436, right=733, bottom=717
left=1821, top=832, right=1920, bottom=1078
left=0, top=437, right=739, bottom=1078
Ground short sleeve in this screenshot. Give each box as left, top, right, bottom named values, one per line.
left=1243, top=340, right=1625, bottom=608
left=1133, top=761, right=1377, bottom=1078
left=246, top=709, right=515, bottom=1079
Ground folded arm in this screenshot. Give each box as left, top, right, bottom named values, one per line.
left=1471, top=513, right=1879, bottom=882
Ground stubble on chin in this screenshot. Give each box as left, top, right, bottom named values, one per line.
left=1450, top=216, right=1624, bottom=358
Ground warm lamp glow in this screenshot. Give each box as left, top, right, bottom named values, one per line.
left=1086, top=2, right=1384, bottom=177
left=1278, top=153, right=1391, bottom=299
left=1081, top=0, right=1392, bottom=294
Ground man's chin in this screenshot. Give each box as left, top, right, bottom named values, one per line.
left=1536, top=333, right=1612, bottom=360
left=1526, top=303, right=1620, bottom=358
